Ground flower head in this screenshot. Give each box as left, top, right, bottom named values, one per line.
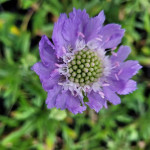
left=32, top=8, right=142, bottom=114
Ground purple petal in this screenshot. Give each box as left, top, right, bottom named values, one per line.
left=111, top=46, right=131, bottom=62
left=62, top=8, right=89, bottom=48
left=107, top=77, right=136, bottom=95
left=69, top=8, right=89, bottom=21
left=31, top=62, right=52, bottom=80
left=46, top=86, right=86, bottom=114
left=84, top=10, right=105, bottom=42
left=99, top=24, right=125, bottom=49
left=55, top=91, right=68, bottom=110
left=86, top=91, right=106, bottom=113
left=119, top=60, right=142, bottom=80
left=107, top=59, right=141, bottom=94
left=107, top=77, right=126, bottom=93
left=65, top=91, right=86, bottom=114
left=52, top=14, right=68, bottom=58
left=39, top=35, right=56, bottom=66
left=103, top=87, right=121, bottom=105
left=46, top=85, right=62, bottom=109
left=117, top=80, right=137, bottom=95
left=42, top=71, right=60, bottom=91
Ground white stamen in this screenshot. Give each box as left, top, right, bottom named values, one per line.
left=76, top=39, right=85, bottom=50
left=115, top=74, right=119, bottom=81
left=87, top=39, right=99, bottom=50
left=96, top=37, right=102, bottom=41
left=102, top=83, right=110, bottom=86
left=67, top=44, right=73, bottom=52
left=118, top=69, right=122, bottom=75
left=63, top=53, right=74, bottom=63
left=97, top=48, right=106, bottom=58
left=72, top=91, right=78, bottom=97
left=111, top=47, right=117, bottom=51
left=78, top=32, right=85, bottom=38
left=55, top=63, right=60, bottom=67
left=62, top=81, right=83, bottom=97
left=62, top=46, right=66, bottom=54
left=83, top=85, right=91, bottom=93
left=102, top=56, right=111, bottom=76
left=58, top=64, right=69, bottom=75
left=99, top=91, right=105, bottom=98
left=92, top=82, right=101, bottom=92
left=112, top=52, right=117, bottom=56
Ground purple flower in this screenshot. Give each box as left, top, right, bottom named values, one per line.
left=32, top=8, right=142, bottom=114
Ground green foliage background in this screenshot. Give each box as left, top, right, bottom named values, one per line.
left=0, top=0, right=150, bottom=149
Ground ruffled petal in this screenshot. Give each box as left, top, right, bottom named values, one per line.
left=107, top=77, right=126, bottom=93
left=42, top=71, right=60, bottom=91
left=119, top=60, right=142, bottom=81
left=107, top=59, right=141, bottom=95
left=31, top=62, right=53, bottom=80
left=86, top=91, right=106, bottom=113
left=47, top=88, right=86, bottom=114
left=65, top=91, right=86, bottom=114
left=117, top=80, right=137, bottom=95
left=62, top=8, right=89, bottom=48
left=55, top=91, right=68, bottom=110
left=107, top=77, right=137, bottom=95
left=103, top=87, right=121, bottom=105
left=46, top=85, right=62, bottom=109
left=39, top=35, right=56, bottom=66
left=84, top=10, right=105, bottom=42
left=52, top=14, right=68, bottom=58
left=69, top=8, right=89, bottom=21
left=111, top=46, right=131, bottom=62
left=99, top=24, right=125, bottom=49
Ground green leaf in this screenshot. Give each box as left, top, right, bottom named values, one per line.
left=49, top=109, right=67, bottom=121
left=0, top=0, right=10, bottom=4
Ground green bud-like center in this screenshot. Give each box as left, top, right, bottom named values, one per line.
left=68, top=50, right=102, bottom=86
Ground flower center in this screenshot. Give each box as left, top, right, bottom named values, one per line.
left=68, top=50, right=102, bottom=86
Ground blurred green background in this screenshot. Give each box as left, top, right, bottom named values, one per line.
left=0, top=0, right=150, bottom=150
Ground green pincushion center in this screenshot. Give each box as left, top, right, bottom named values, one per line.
left=68, top=50, right=102, bottom=86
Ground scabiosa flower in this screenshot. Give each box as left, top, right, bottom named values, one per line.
left=32, top=8, right=142, bottom=114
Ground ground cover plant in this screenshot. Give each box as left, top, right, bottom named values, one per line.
left=0, top=0, right=150, bottom=149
